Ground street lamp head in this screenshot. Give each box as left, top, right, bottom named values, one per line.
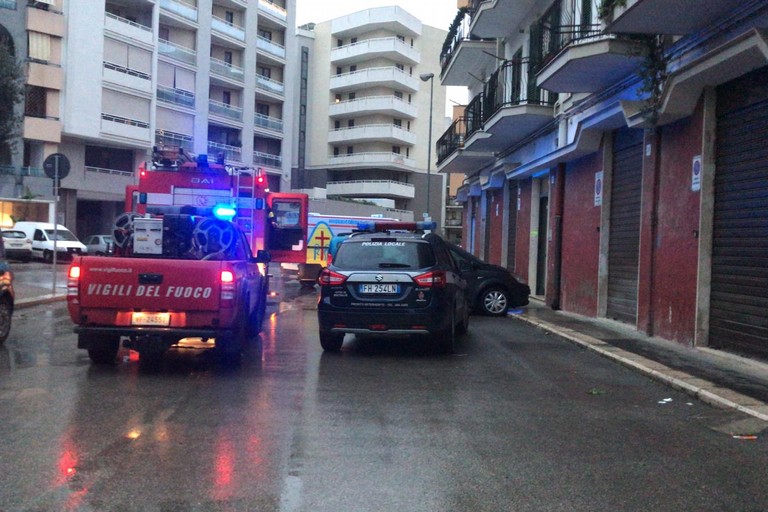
left=419, top=73, right=434, bottom=82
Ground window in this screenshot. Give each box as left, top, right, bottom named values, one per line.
left=259, top=29, right=272, bottom=41
left=351, top=37, right=357, bottom=44
left=347, top=120, right=355, bottom=128
left=396, top=63, right=404, bottom=71
left=346, top=146, right=353, bottom=155
left=350, top=65, right=357, bottom=73
left=348, top=92, right=356, bottom=101
left=337, top=39, right=343, bottom=47
left=392, top=146, right=401, bottom=154
left=257, top=103, right=270, bottom=116
left=222, top=91, right=231, bottom=105
left=393, top=119, right=402, bottom=127
left=225, top=10, right=234, bottom=24
left=258, top=66, right=271, bottom=78
left=224, top=51, right=232, bottom=65
left=336, top=66, right=342, bottom=76
left=334, top=120, right=341, bottom=130
left=333, top=146, right=340, bottom=156
left=397, top=35, right=405, bottom=42
left=159, top=27, right=170, bottom=41
left=394, top=91, right=403, bottom=100
left=335, top=93, right=342, bottom=103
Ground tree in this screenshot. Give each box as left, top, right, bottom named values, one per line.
left=0, top=39, right=25, bottom=159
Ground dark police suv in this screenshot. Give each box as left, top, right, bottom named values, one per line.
left=316, top=222, right=469, bottom=353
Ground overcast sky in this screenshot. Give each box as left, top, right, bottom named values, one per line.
left=295, top=0, right=459, bottom=30
left=294, top=0, right=468, bottom=113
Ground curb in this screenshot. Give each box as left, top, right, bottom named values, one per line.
left=511, top=314, right=768, bottom=422
left=15, top=294, right=67, bottom=310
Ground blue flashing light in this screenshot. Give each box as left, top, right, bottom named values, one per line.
left=355, top=221, right=437, bottom=232
left=212, top=204, right=236, bottom=220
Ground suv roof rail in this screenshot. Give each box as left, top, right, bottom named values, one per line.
left=355, top=221, right=436, bottom=233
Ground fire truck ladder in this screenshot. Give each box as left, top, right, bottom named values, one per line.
left=234, top=168, right=257, bottom=247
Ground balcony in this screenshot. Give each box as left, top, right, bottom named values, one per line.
left=466, top=59, right=555, bottom=153
left=159, top=0, right=198, bottom=23
left=23, top=116, right=61, bottom=144
left=439, top=9, right=496, bottom=87
left=330, top=67, right=420, bottom=93
left=331, top=37, right=420, bottom=66
left=253, top=151, right=282, bottom=168
left=157, top=85, right=195, bottom=109
left=327, top=180, right=416, bottom=200
left=210, top=57, right=245, bottom=83
left=436, top=116, right=495, bottom=175
left=211, top=15, right=245, bottom=42
left=101, top=113, right=151, bottom=142
left=331, top=6, right=421, bottom=39
left=329, top=95, right=417, bottom=119
left=534, top=1, right=645, bottom=93
left=103, top=62, right=152, bottom=93
left=327, top=152, right=416, bottom=171
left=104, top=12, right=153, bottom=45
left=469, top=0, right=539, bottom=39
left=27, top=4, right=65, bottom=37
left=208, top=141, right=242, bottom=162
left=254, top=113, right=284, bottom=133
left=209, top=99, right=243, bottom=122
left=158, top=39, right=197, bottom=66
left=26, top=61, right=62, bottom=90
left=258, top=0, right=287, bottom=24
left=256, top=75, right=285, bottom=97
left=257, top=35, right=286, bottom=61
left=603, top=0, right=736, bottom=35
left=328, top=124, right=416, bottom=146
left=156, top=129, right=194, bottom=153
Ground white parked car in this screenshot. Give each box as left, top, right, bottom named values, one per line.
left=83, top=234, right=114, bottom=256
left=1, top=230, right=33, bottom=263
left=12, top=221, right=87, bottom=262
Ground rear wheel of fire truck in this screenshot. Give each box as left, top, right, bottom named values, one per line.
left=319, top=331, right=344, bottom=352
left=84, top=334, right=121, bottom=364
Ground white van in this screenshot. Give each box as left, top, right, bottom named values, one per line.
left=13, top=222, right=87, bottom=262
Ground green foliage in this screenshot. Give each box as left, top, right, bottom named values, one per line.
left=0, top=42, right=25, bottom=155
left=440, top=7, right=469, bottom=58
left=598, top=0, right=627, bottom=20
left=636, top=35, right=668, bottom=126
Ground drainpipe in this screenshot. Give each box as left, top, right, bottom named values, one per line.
left=546, top=163, right=566, bottom=310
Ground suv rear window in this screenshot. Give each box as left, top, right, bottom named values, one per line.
left=333, top=239, right=436, bottom=270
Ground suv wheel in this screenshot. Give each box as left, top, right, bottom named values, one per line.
left=320, top=331, right=344, bottom=352
left=434, top=306, right=456, bottom=354
left=85, top=334, right=121, bottom=364
left=480, top=286, right=509, bottom=316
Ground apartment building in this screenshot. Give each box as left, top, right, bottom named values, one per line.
left=0, top=0, right=296, bottom=238
left=437, top=0, right=768, bottom=359
left=0, top=0, right=65, bottom=226
left=293, top=6, right=447, bottom=224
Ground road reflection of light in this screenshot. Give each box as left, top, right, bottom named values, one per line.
left=213, top=436, right=234, bottom=500
left=126, top=429, right=141, bottom=440
left=56, top=441, right=78, bottom=485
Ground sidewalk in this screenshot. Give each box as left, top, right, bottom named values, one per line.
left=510, top=300, right=768, bottom=422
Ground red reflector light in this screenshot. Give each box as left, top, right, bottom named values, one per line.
left=413, top=271, right=445, bottom=288
left=318, top=268, right=347, bottom=286
left=370, top=324, right=386, bottom=331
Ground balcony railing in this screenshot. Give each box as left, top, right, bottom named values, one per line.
left=328, top=152, right=416, bottom=168
left=484, top=58, right=556, bottom=119
left=103, top=61, right=150, bottom=81
left=208, top=99, right=243, bottom=121
left=157, top=85, right=195, bottom=108
left=156, top=129, right=193, bottom=152
left=254, top=113, right=284, bottom=132
left=85, top=166, right=134, bottom=177
left=210, top=57, right=244, bottom=82
left=257, top=36, right=286, bottom=59
left=253, top=151, right=282, bottom=167
left=158, top=39, right=197, bottom=65
left=208, top=141, right=242, bottom=161
left=159, top=0, right=197, bottom=22
left=436, top=117, right=467, bottom=165
left=258, top=0, right=287, bottom=22
left=256, top=75, right=285, bottom=95
left=211, top=15, right=245, bottom=41
left=440, top=8, right=478, bottom=71
left=0, top=0, right=17, bottom=9
left=532, top=0, right=605, bottom=73
left=105, top=11, right=152, bottom=33
left=465, top=92, right=484, bottom=139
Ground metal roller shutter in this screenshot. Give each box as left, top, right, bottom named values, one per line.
left=606, top=129, right=643, bottom=324
left=710, top=82, right=768, bottom=357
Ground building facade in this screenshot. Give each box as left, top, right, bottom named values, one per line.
left=1, top=0, right=297, bottom=239
left=293, top=7, right=448, bottom=224
left=438, top=0, right=768, bottom=359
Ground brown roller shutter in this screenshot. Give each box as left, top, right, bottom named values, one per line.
left=710, top=70, right=768, bottom=357
left=606, top=128, right=643, bottom=324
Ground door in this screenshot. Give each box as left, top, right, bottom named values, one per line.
left=606, top=128, right=643, bottom=324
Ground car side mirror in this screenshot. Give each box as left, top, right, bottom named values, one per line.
left=254, top=249, right=271, bottom=264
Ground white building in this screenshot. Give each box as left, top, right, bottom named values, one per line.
left=293, top=6, right=448, bottom=224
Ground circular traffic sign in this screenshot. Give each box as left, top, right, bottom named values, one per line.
left=43, top=153, right=71, bottom=180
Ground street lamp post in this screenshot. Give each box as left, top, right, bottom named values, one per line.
left=420, top=72, right=434, bottom=220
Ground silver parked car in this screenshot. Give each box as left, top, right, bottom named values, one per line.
left=1, top=230, right=33, bottom=263
left=83, top=234, right=114, bottom=256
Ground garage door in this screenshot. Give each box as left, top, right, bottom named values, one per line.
left=606, top=128, right=644, bottom=324
left=710, top=70, right=768, bottom=357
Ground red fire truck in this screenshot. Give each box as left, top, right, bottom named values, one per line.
left=125, top=147, right=308, bottom=263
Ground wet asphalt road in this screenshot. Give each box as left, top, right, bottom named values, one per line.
left=0, top=266, right=767, bottom=511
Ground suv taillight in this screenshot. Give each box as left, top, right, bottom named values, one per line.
left=67, top=265, right=81, bottom=301
left=220, top=269, right=235, bottom=307
left=413, top=270, right=446, bottom=288
left=318, top=268, right=347, bottom=286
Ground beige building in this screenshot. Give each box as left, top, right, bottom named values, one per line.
left=293, top=6, right=448, bottom=224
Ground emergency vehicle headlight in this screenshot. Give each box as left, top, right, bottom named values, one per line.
left=212, top=204, right=236, bottom=220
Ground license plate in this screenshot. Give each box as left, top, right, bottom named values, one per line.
left=7, top=243, right=23, bottom=248
left=131, top=312, right=171, bottom=326
left=360, top=283, right=399, bottom=294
